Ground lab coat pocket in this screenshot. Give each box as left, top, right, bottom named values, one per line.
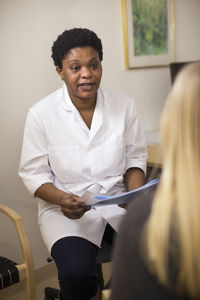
left=92, top=137, right=126, bottom=176
left=48, top=145, right=87, bottom=183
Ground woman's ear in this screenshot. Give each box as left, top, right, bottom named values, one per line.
left=56, top=66, right=63, bottom=80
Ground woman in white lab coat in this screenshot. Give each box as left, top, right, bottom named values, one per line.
left=19, top=28, right=147, bottom=300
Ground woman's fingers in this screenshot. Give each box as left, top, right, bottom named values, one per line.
left=61, top=194, right=91, bottom=219
left=62, top=205, right=91, bottom=219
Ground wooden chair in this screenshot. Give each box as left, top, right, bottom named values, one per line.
left=0, top=204, right=36, bottom=300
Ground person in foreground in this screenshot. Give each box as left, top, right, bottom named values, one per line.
left=110, top=62, right=200, bottom=300
left=18, top=28, right=147, bottom=300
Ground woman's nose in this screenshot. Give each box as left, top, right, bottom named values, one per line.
left=81, top=67, right=91, bottom=78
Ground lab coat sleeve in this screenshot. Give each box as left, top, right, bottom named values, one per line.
left=125, top=99, right=148, bottom=174
left=18, top=109, right=54, bottom=195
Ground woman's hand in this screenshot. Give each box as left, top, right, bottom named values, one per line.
left=61, top=194, right=91, bottom=219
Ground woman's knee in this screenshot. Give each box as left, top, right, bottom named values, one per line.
left=58, top=261, right=96, bottom=285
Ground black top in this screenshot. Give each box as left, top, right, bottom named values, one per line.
left=110, top=190, right=190, bottom=300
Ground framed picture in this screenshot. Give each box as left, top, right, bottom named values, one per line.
left=121, top=0, right=176, bottom=69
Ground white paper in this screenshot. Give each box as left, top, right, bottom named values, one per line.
left=80, top=179, right=159, bottom=207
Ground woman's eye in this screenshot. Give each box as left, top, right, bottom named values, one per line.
left=90, top=63, right=98, bottom=69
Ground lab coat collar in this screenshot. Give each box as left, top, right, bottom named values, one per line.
left=61, top=84, right=104, bottom=144
left=89, top=88, right=104, bottom=143
left=61, top=84, right=76, bottom=112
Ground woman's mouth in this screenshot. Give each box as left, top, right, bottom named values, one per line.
left=78, top=83, right=95, bottom=91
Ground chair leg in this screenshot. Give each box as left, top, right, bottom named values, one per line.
left=25, top=268, right=36, bottom=300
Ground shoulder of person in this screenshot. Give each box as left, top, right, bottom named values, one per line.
left=29, top=86, right=63, bottom=115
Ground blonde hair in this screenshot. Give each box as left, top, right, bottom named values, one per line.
left=144, top=62, right=200, bottom=298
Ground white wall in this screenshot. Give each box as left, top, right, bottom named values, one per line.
left=0, top=0, right=200, bottom=269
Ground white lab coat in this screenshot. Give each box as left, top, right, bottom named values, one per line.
left=19, top=84, right=147, bottom=253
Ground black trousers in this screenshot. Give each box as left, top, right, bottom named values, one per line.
left=51, top=223, right=115, bottom=300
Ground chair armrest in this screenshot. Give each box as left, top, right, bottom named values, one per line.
left=0, top=204, right=35, bottom=279
left=0, top=204, right=36, bottom=299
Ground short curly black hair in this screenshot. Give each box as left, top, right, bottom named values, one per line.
left=51, top=28, right=103, bottom=69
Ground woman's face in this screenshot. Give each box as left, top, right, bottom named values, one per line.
left=57, top=46, right=102, bottom=104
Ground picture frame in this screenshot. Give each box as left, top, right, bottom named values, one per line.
left=121, top=0, right=176, bottom=69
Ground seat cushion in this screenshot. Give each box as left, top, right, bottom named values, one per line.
left=0, top=256, right=19, bottom=289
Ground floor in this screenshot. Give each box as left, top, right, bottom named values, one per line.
left=0, top=262, right=112, bottom=300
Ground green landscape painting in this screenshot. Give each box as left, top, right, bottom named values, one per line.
left=132, top=0, right=168, bottom=56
